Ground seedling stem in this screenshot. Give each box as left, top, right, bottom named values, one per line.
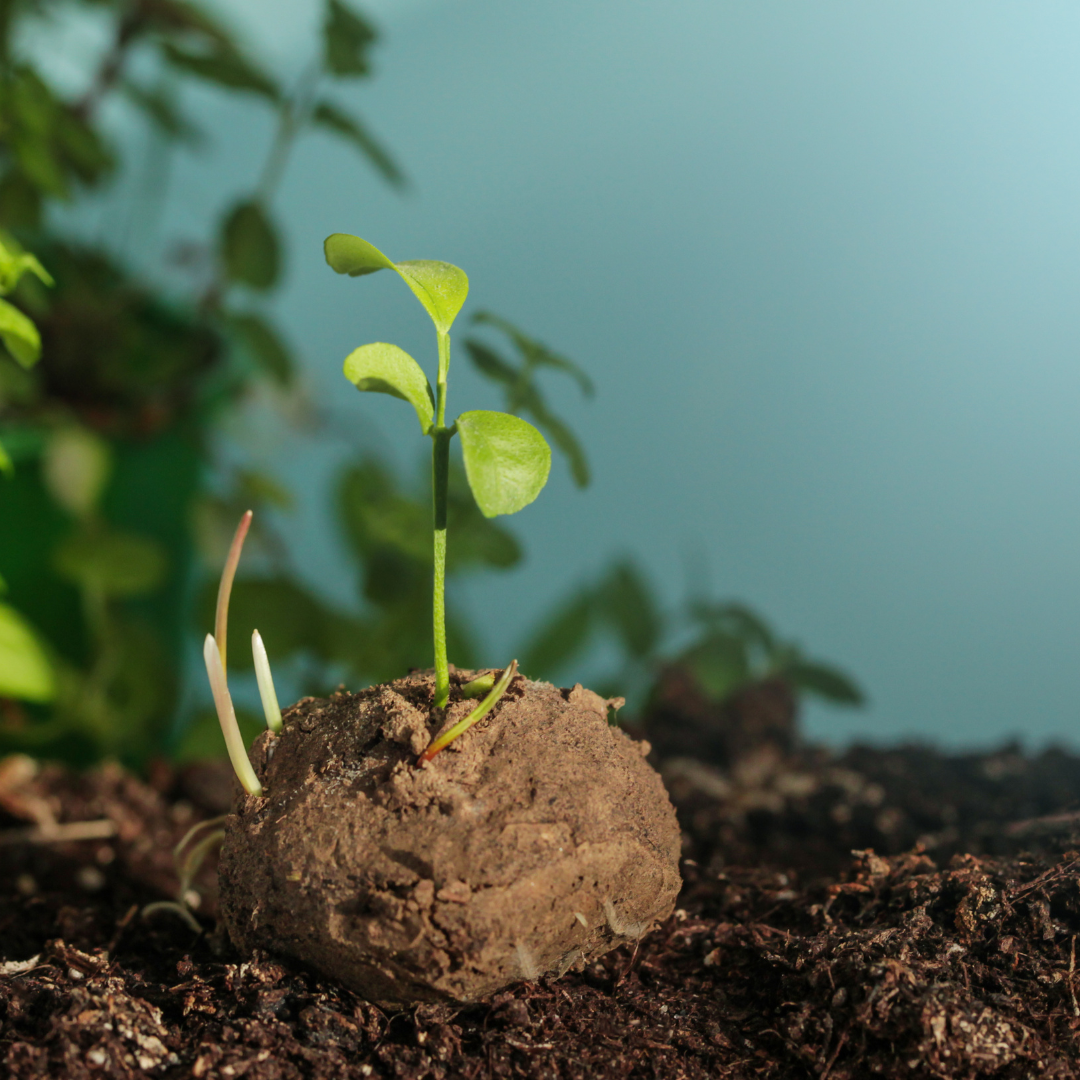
left=419, top=660, right=518, bottom=764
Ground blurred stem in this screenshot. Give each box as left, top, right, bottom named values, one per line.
left=257, top=61, right=321, bottom=203
left=432, top=330, right=452, bottom=708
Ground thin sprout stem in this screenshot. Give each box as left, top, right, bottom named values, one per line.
left=419, top=660, right=518, bottom=764
left=173, top=815, right=228, bottom=874
left=142, top=901, right=202, bottom=934
left=431, top=329, right=452, bottom=709
left=203, top=634, right=263, bottom=797
left=214, top=510, right=253, bottom=673
left=178, top=829, right=226, bottom=898
left=252, top=630, right=282, bottom=733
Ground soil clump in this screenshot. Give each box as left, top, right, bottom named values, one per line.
left=2, top=675, right=1080, bottom=1076
left=219, top=671, right=682, bottom=1005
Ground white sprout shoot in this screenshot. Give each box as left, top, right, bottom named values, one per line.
left=214, top=509, right=252, bottom=673
left=203, top=633, right=262, bottom=797
left=252, top=629, right=282, bottom=733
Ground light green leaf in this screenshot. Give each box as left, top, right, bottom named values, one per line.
left=323, top=0, right=376, bottom=77
left=0, top=297, right=40, bottom=368
left=0, top=602, right=55, bottom=702
left=221, top=200, right=280, bottom=290
left=54, top=530, right=168, bottom=597
left=0, top=233, right=53, bottom=294
left=0, top=438, right=11, bottom=478
left=311, top=101, right=403, bottom=187
left=323, top=233, right=468, bottom=333
left=343, top=342, right=434, bottom=432
left=42, top=427, right=112, bottom=518
left=456, top=410, right=551, bottom=517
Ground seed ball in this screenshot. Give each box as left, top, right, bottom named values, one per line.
left=218, top=672, right=681, bottom=1005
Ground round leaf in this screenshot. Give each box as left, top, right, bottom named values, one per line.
left=0, top=602, right=55, bottom=702
left=324, top=233, right=468, bottom=333
left=343, top=342, right=434, bottom=432
left=456, top=410, right=551, bottom=517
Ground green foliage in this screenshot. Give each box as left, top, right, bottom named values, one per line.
left=0, top=602, right=55, bottom=702
left=325, top=234, right=468, bottom=334
left=311, top=101, right=403, bottom=187
left=220, top=200, right=280, bottom=290
left=343, top=342, right=433, bottom=432
left=324, top=0, right=377, bottom=78
left=227, top=313, right=294, bottom=385
left=466, top=312, right=592, bottom=486
left=456, top=410, right=551, bottom=518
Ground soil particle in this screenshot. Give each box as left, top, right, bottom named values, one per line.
left=218, top=672, right=683, bottom=1005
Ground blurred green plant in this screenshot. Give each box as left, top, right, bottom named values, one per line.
left=523, top=561, right=864, bottom=714
left=0, top=0, right=402, bottom=764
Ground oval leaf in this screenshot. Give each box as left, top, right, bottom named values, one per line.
left=0, top=602, right=55, bottom=701
left=456, top=410, right=551, bottom=517
left=0, top=296, right=40, bottom=368
left=221, top=200, right=280, bottom=290
left=343, top=342, right=433, bottom=432
left=324, top=233, right=468, bottom=333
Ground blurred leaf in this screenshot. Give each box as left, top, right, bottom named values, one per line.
left=0, top=233, right=53, bottom=294
left=42, top=426, right=112, bottom=518
left=597, top=561, right=661, bottom=659
left=464, top=339, right=517, bottom=387
left=521, top=591, right=594, bottom=679
left=456, top=410, right=551, bottom=518
left=0, top=602, right=55, bottom=701
left=161, top=40, right=279, bottom=101
left=0, top=297, right=40, bottom=367
left=54, top=530, right=167, bottom=597
left=121, top=80, right=202, bottom=145
left=446, top=462, right=521, bottom=570
left=525, top=389, right=590, bottom=487
left=682, top=632, right=751, bottom=701
left=343, top=342, right=433, bottom=432
left=228, top=311, right=293, bottom=383
left=311, top=100, right=403, bottom=186
left=690, top=600, right=777, bottom=659
left=324, top=233, right=468, bottom=334
left=473, top=310, right=594, bottom=396
left=0, top=438, right=11, bottom=477
left=338, top=461, right=431, bottom=563
left=324, top=0, right=376, bottom=76
left=236, top=469, right=293, bottom=511
left=786, top=659, right=866, bottom=706
left=220, top=200, right=280, bottom=290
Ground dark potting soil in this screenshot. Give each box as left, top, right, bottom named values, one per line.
left=3, top=681, right=1080, bottom=1078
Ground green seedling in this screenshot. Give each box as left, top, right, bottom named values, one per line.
left=202, top=510, right=283, bottom=797
left=325, top=233, right=552, bottom=733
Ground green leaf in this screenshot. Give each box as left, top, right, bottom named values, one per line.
left=597, top=561, right=661, bottom=659
left=161, top=41, right=279, bottom=101
left=0, top=233, right=53, bottom=294
left=311, top=101, right=404, bottom=187
left=786, top=659, right=866, bottom=706
left=54, top=530, right=168, bottom=597
left=323, top=0, right=377, bottom=77
left=121, top=80, right=203, bottom=145
left=343, top=342, right=433, bottom=432
left=456, top=410, right=551, bottom=517
left=221, top=200, right=280, bottom=290
left=0, top=602, right=55, bottom=702
left=524, top=389, right=591, bottom=488
left=0, top=297, right=41, bottom=368
left=464, top=339, right=517, bottom=387
left=473, top=311, right=594, bottom=396
left=324, top=233, right=468, bottom=333
left=0, top=438, right=11, bottom=478
left=682, top=632, right=751, bottom=701
left=229, top=312, right=293, bottom=383
left=521, top=591, right=594, bottom=679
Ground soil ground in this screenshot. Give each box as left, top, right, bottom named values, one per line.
left=3, top=683, right=1080, bottom=1078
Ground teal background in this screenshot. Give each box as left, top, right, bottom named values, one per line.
left=79, top=1, right=1080, bottom=748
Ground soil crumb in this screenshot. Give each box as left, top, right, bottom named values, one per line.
left=219, top=671, right=682, bottom=1005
